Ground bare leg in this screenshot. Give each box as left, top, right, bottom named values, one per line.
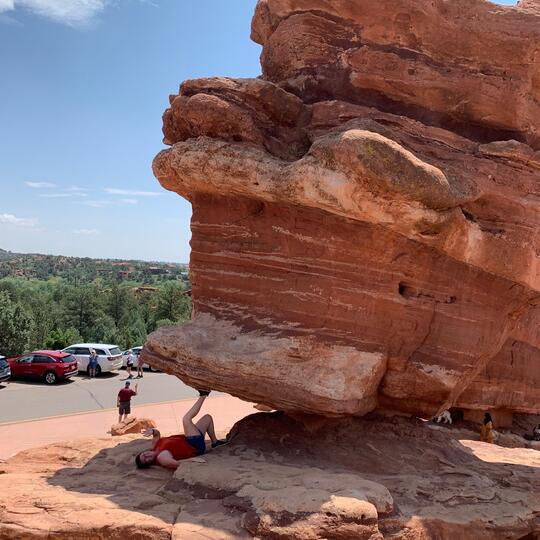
left=195, top=414, right=217, bottom=443
left=118, top=414, right=122, bottom=423
left=182, top=396, right=207, bottom=437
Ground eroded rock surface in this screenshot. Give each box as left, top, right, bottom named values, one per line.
left=2, top=414, right=538, bottom=539
left=143, top=0, right=540, bottom=418
left=110, top=417, right=157, bottom=436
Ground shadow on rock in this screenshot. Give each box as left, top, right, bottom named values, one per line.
left=1, top=413, right=539, bottom=539
left=167, top=412, right=540, bottom=539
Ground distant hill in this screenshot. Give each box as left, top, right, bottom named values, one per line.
left=0, top=249, right=189, bottom=284
left=0, top=248, right=18, bottom=261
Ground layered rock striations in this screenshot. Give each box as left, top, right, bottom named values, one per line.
left=143, top=0, right=540, bottom=418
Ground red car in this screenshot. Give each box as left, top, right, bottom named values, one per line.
left=8, top=350, right=78, bottom=385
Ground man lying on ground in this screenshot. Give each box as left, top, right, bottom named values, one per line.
left=135, top=390, right=227, bottom=470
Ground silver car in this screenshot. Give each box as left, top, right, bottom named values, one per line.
left=121, top=346, right=159, bottom=372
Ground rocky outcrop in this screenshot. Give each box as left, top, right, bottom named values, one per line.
left=1, top=414, right=539, bottom=539
left=0, top=436, right=177, bottom=539
left=143, top=0, right=540, bottom=418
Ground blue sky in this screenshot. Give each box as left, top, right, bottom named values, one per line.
left=0, top=0, right=517, bottom=262
left=0, top=0, right=260, bottom=262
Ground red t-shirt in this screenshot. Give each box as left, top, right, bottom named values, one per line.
left=155, top=435, right=197, bottom=460
left=118, top=388, right=136, bottom=402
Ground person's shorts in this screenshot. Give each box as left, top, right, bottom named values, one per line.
left=88, top=362, right=98, bottom=369
left=185, top=434, right=206, bottom=455
left=118, top=401, right=131, bottom=415
left=127, top=361, right=133, bottom=367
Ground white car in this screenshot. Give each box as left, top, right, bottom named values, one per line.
left=62, top=343, right=123, bottom=376
left=121, top=346, right=159, bottom=372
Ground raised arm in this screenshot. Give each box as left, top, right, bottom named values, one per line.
left=141, top=427, right=162, bottom=449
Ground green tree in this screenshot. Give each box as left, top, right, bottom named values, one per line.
left=62, top=284, right=102, bottom=339
left=92, top=314, right=118, bottom=344
left=106, top=283, right=133, bottom=326
left=156, top=283, right=191, bottom=322
left=26, top=292, right=54, bottom=350
left=0, top=291, right=33, bottom=356
left=44, top=327, right=83, bottom=350
left=155, top=318, right=175, bottom=328
left=118, top=312, right=147, bottom=348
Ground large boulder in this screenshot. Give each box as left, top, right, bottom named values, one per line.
left=142, top=0, right=540, bottom=418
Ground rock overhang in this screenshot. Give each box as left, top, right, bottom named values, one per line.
left=142, top=0, right=540, bottom=418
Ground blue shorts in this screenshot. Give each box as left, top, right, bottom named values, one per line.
left=88, top=361, right=98, bottom=369
left=185, top=434, right=206, bottom=455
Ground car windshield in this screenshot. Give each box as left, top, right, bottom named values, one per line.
left=59, top=354, right=76, bottom=363
left=0, top=358, right=7, bottom=368
left=109, top=347, right=121, bottom=356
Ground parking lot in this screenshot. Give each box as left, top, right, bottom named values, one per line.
left=0, top=369, right=200, bottom=424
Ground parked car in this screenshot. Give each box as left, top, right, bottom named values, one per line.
left=62, top=343, right=123, bottom=376
left=7, top=351, right=78, bottom=385
left=121, top=346, right=159, bottom=372
left=0, top=355, right=10, bottom=384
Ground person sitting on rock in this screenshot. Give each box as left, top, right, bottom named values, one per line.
left=480, top=412, right=494, bottom=444
left=524, top=424, right=540, bottom=442
left=135, top=391, right=227, bottom=470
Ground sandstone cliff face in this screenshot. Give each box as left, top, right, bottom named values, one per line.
left=143, top=0, right=540, bottom=418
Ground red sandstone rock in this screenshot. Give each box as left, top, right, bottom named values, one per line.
left=2, top=415, right=538, bottom=539
left=142, top=0, right=540, bottom=419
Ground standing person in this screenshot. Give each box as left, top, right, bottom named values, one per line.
left=88, top=349, right=99, bottom=379
left=136, top=350, right=145, bottom=378
left=117, top=381, right=138, bottom=424
left=135, top=391, right=227, bottom=470
left=480, top=412, right=494, bottom=444
left=125, top=349, right=134, bottom=379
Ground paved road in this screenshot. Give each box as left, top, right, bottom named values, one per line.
left=0, top=370, right=203, bottom=424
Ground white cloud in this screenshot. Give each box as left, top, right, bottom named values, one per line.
left=83, top=200, right=112, bottom=208
left=39, top=192, right=88, bottom=198
left=0, top=213, right=37, bottom=227
left=67, top=185, right=89, bottom=192
left=0, top=0, right=108, bottom=26
left=26, top=181, right=56, bottom=188
left=0, top=1, right=15, bottom=12
left=73, top=228, right=99, bottom=235
left=120, top=198, right=138, bottom=204
left=105, top=188, right=162, bottom=197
